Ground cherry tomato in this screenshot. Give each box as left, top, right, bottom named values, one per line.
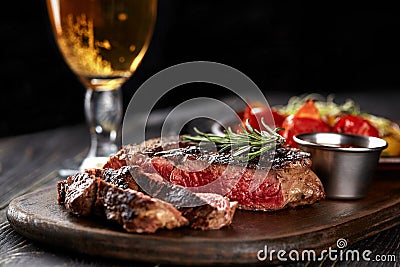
left=272, top=110, right=286, bottom=128
left=332, top=114, right=379, bottom=137
left=281, top=115, right=331, bottom=147
left=242, top=104, right=286, bottom=130
left=293, top=99, right=321, bottom=120
left=280, top=99, right=331, bottom=147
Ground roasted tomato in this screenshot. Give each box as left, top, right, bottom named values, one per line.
left=242, top=103, right=286, bottom=130
left=332, top=114, right=379, bottom=137
left=280, top=99, right=331, bottom=147
left=292, top=98, right=321, bottom=120
left=281, top=116, right=331, bottom=147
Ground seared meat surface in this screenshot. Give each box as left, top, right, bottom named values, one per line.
left=104, top=137, right=326, bottom=211
left=57, top=166, right=188, bottom=233
left=57, top=135, right=325, bottom=233
left=57, top=165, right=237, bottom=232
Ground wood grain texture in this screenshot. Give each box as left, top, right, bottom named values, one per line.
left=0, top=124, right=88, bottom=209
left=0, top=211, right=155, bottom=267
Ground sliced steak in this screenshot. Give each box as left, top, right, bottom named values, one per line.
left=125, top=165, right=238, bottom=230
left=181, top=193, right=237, bottom=230
left=97, top=179, right=188, bottom=233
left=57, top=172, right=97, bottom=216
left=57, top=164, right=237, bottom=232
left=105, top=137, right=326, bottom=211
left=57, top=167, right=188, bottom=233
left=86, top=166, right=139, bottom=191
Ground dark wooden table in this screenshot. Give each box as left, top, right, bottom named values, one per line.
left=0, top=123, right=399, bottom=266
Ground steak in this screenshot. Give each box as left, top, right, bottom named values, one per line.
left=104, top=136, right=326, bottom=211
left=57, top=172, right=96, bottom=216
left=180, top=193, right=237, bottom=230
left=58, top=166, right=188, bottom=233
left=57, top=165, right=238, bottom=232
left=127, top=166, right=238, bottom=230
left=97, top=179, right=188, bottom=233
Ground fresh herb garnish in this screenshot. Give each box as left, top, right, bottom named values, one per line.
left=183, top=118, right=285, bottom=161
left=274, top=93, right=360, bottom=117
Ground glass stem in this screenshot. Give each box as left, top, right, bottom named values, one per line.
left=84, top=87, right=123, bottom=160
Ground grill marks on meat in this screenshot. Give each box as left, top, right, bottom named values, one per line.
left=57, top=166, right=188, bottom=233
left=86, top=167, right=139, bottom=191
left=126, top=167, right=238, bottom=230
left=59, top=136, right=325, bottom=233
left=57, top=172, right=97, bottom=216
left=97, top=179, right=188, bottom=233
left=127, top=165, right=208, bottom=208
left=57, top=165, right=237, bottom=232
left=105, top=137, right=325, bottom=211
left=150, top=158, right=319, bottom=210
left=181, top=193, right=237, bottom=230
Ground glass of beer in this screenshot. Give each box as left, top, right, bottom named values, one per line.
left=46, top=0, right=157, bottom=171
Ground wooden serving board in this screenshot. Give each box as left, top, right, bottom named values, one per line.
left=6, top=175, right=400, bottom=266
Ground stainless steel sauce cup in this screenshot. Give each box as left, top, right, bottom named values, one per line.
left=293, top=132, right=387, bottom=199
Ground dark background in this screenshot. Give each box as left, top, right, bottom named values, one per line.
left=1, top=1, right=400, bottom=138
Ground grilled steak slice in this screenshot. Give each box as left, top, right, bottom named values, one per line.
left=86, top=166, right=140, bottom=216
left=57, top=164, right=237, bottom=231
left=57, top=172, right=97, bottom=216
left=57, top=167, right=188, bottom=233
left=97, top=179, right=188, bottom=233
left=127, top=166, right=238, bottom=229
left=181, top=193, right=237, bottom=230
left=86, top=166, right=139, bottom=191
left=104, top=137, right=325, bottom=211
left=128, top=165, right=208, bottom=208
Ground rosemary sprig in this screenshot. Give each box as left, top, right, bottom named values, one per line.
left=183, top=118, right=285, bottom=161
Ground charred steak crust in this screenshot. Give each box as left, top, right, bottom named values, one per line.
left=181, top=193, right=238, bottom=230
left=57, top=167, right=188, bottom=233
left=104, top=136, right=326, bottom=211
left=97, top=179, right=188, bottom=233
left=57, top=164, right=238, bottom=232
left=127, top=165, right=208, bottom=208
left=127, top=166, right=237, bottom=230
left=58, top=172, right=97, bottom=216
left=86, top=166, right=139, bottom=191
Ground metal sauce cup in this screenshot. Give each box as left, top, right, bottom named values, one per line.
left=293, top=133, right=387, bottom=199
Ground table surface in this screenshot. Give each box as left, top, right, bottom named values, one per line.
left=0, top=122, right=399, bottom=267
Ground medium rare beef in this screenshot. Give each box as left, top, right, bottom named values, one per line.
left=105, top=137, right=325, bottom=211
left=97, top=179, right=188, bottom=233
left=57, top=167, right=188, bottom=233
left=57, top=165, right=237, bottom=232
left=181, top=193, right=237, bottom=230
left=127, top=165, right=238, bottom=230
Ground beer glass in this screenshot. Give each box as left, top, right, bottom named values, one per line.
left=46, top=0, right=157, bottom=172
